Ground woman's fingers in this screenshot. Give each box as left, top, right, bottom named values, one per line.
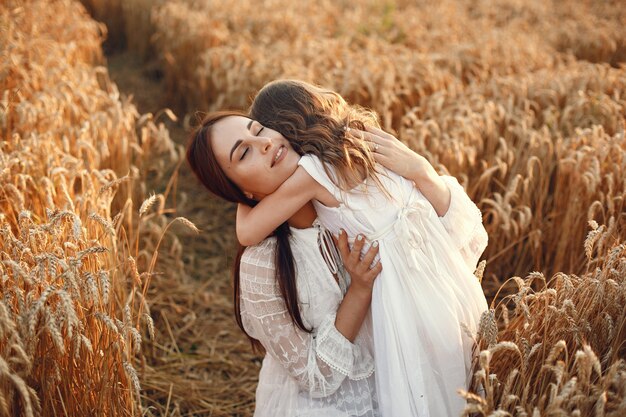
left=368, top=139, right=384, bottom=154
left=365, top=124, right=397, bottom=141
left=357, top=130, right=387, bottom=155
left=336, top=231, right=383, bottom=289
left=372, top=151, right=392, bottom=167
left=352, top=125, right=401, bottom=150
left=336, top=229, right=350, bottom=261
left=352, top=128, right=401, bottom=158
left=359, top=241, right=382, bottom=282
left=350, top=234, right=366, bottom=264
left=361, top=241, right=379, bottom=267
left=366, top=261, right=383, bottom=280
left=349, top=128, right=382, bottom=144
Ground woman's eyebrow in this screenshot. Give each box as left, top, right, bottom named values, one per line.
left=229, top=120, right=254, bottom=161
left=229, top=140, right=243, bottom=162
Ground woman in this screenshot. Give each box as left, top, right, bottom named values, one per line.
left=187, top=85, right=488, bottom=416
left=187, top=111, right=382, bottom=417
left=241, top=80, right=489, bottom=416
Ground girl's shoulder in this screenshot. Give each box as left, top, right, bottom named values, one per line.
left=298, top=154, right=338, bottom=178
left=297, top=154, right=343, bottom=200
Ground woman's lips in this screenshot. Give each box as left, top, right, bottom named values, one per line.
left=271, top=145, right=286, bottom=167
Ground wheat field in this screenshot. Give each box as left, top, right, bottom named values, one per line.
left=2, top=0, right=625, bottom=416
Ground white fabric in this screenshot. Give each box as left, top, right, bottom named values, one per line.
left=297, top=154, right=489, bottom=417
left=240, top=226, right=380, bottom=417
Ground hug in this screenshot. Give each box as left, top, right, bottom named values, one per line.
left=187, top=79, right=489, bottom=417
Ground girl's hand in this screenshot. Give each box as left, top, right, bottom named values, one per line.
left=335, top=229, right=382, bottom=295
left=350, top=125, right=429, bottom=182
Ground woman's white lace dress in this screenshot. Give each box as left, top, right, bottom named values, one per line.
left=240, top=225, right=379, bottom=416
left=296, top=154, right=490, bottom=417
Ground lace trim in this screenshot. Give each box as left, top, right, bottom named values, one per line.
left=315, top=314, right=375, bottom=381
left=458, top=216, right=486, bottom=252
left=241, top=279, right=278, bottom=295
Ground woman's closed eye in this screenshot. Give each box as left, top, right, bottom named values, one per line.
left=239, top=124, right=264, bottom=160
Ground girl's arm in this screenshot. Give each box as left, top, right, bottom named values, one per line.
left=237, top=166, right=322, bottom=246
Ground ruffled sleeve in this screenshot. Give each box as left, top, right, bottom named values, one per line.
left=437, top=175, right=489, bottom=272
left=239, top=239, right=374, bottom=398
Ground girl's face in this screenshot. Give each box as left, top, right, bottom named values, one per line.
left=211, top=115, right=300, bottom=200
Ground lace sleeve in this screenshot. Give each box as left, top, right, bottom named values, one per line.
left=438, top=175, right=489, bottom=271
left=239, top=240, right=374, bottom=398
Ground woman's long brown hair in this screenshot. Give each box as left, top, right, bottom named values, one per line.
left=185, top=111, right=310, bottom=352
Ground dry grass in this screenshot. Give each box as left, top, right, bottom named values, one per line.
left=0, top=0, right=182, bottom=415
left=80, top=0, right=163, bottom=58
left=147, top=0, right=626, bottom=289
left=3, top=0, right=626, bottom=416
left=463, top=224, right=626, bottom=415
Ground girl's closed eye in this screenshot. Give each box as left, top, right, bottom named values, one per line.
left=257, top=126, right=265, bottom=135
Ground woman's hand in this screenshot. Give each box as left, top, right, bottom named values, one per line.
left=351, top=125, right=452, bottom=217
left=349, top=125, right=428, bottom=182
left=335, top=230, right=382, bottom=295
left=333, top=229, right=382, bottom=341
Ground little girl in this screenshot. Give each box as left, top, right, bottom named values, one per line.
left=238, top=80, right=489, bottom=416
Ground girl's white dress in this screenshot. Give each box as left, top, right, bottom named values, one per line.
left=297, top=154, right=489, bottom=417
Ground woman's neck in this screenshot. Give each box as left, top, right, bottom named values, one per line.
left=287, top=201, right=317, bottom=229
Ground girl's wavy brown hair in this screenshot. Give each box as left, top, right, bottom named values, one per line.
left=249, top=79, right=386, bottom=193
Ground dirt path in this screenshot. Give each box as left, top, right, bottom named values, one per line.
left=106, top=50, right=258, bottom=416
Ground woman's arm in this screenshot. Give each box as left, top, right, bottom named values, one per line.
left=358, top=126, right=488, bottom=270
left=357, top=126, right=451, bottom=216
left=437, top=175, right=489, bottom=270
left=239, top=240, right=378, bottom=397
left=237, top=166, right=321, bottom=246
left=406, top=158, right=451, bottom=217
left=334, top=230, right=381, bottom=341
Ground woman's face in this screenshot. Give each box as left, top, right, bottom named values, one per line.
left=211, top=115, right=300, bottom=200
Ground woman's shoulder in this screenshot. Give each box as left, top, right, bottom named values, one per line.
left=241, top=237, right=278, bottom=269
left=239, top=237, right=280, bottom=296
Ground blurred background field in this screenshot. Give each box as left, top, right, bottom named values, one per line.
left=1, top=0, right=625, bottom=416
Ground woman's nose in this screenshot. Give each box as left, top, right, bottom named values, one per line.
left=257, top=137, right=272, bottom=154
